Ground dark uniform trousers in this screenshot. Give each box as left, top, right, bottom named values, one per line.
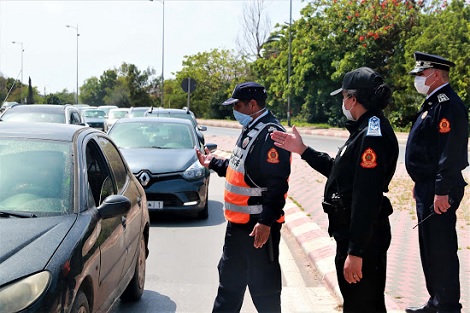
left=414, top=180, right=464, bottom=312
left=335, top=217, right=391, bottom=313
left=212, top=220, right=282, bottom=313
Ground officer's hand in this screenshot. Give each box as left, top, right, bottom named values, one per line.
left=195, top=146, right=213, bottom=168
left=434, top=194, right=451, bottom=214
left=270, top=126, right=308, bottom=155
left=249, top=223, right=270, bottom=248
left=343, top=255, right=363, bottom=284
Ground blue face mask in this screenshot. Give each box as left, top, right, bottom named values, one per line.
left=233, top=110, right=253, bottom=127
left=233, top=107, right=267, bottom=127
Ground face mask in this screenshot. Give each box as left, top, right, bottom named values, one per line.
left=342, top=99, right=354, bottom=121
left=414, top=73, right=432, bottom=95
left=233, top=107, right=266, bottom=127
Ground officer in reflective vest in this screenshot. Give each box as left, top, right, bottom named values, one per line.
left=196, top=82, right=291, bottom=313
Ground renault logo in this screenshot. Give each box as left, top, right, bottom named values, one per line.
left=139, top=172, right=151, bottom=187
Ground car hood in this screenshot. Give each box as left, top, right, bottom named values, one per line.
left=84, top=118, right=105, bottom=123
left=0, top=215, right=76, bottom=286
left=120, top=148, right=197, bottom=174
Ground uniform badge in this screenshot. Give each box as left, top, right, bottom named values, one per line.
left=439, top=118, right=451, bottom=133
left=267, top=148, right=280, bottom=164
left=242, top=137, right=250, bottom=148
left=437, top=93, right=450, bottom=103
left=360, top=148, right=377, bottom=169
left=421, top=111, right=428, bottom=119
left=366, top=116, right=382, bottom=136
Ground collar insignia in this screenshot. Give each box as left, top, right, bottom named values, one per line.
left=366, top=116, right=382, bottom=137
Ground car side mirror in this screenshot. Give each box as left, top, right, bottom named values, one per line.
left=205, top=143, right=217, bottom=153
left=98, top=195, right=131, bottom=219
left=198, top=125, right=207, bottom=131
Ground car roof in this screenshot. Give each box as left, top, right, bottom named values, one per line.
left=109, top=108, right=129, bottom=112
left=1, top=104, right=74, bottom=112
left=0, top=121, right=91, bottom=141
left=115, top=116, right=194, bottom=126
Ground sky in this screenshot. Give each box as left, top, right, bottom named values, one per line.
left=0, top=0, right=306, bottom=95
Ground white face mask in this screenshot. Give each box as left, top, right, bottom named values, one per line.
left=414, top=73, right=433, bottom=95
left=342, top=99, right=354, bottom=121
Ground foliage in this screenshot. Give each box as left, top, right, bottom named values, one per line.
left=175, top=49, right=253, bottom=119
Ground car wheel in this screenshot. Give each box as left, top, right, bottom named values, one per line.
left=197, top=194, right=209, bottom=219
left=70, top=290, right=89, bottom=313
left=120, top=235, right=146, bottom=302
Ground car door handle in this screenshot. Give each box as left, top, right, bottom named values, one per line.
left=121, top=216, right=127, bottom=229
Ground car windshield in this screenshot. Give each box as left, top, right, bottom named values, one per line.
left=127, top=108, right=149, bottom=118
left=0, top=139, right=73, bottom=216
left=1, top=110, right=66, bottom=123
left=83, top=109, right=106, bottom=118
left=109, top=110, right=128, bottom=119
left=146, top=111, right=197, bottom=127
left=109, top=122, right=195, bottom=149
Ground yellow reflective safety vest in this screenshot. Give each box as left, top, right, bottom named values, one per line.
left=224, top=121, right=286, bottom=224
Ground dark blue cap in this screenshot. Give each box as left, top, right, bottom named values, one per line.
left=409, top=51, right=455, bottom=75
left=222, top=82, right=267, bottom=105
left=330, top=67, right=384, bottom=96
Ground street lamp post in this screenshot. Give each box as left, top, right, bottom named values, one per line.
left=66, top=24, right=80, bottom=104
left=12, top=41, right=24, bottom=104
left=150, top=0, right=165, bottom=107
left=287, top=0, right=292, bottom=127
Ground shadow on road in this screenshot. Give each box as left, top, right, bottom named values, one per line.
left=110, top=290, right=176, bottom=313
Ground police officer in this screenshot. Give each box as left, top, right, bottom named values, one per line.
left=196, top=82, right=291, bottom=312
left=405, top=52, right=468, bottom=313
left=271, top=67, right=398, bottom=313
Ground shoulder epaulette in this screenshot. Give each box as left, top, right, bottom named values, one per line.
left=437, top=93, right=450, bottom=103
left=366, top=116, right=382, bottom=137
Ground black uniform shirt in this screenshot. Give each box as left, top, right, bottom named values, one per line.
left=210, top=111, right=291, bottom=226
left=301, top=110, right=398, bottom=257
left=405, top=84, right=469, bottom=195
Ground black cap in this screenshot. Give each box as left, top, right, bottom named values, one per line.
left=409, top=51, right=455, bottom=75
left=222, top=82, right=267, bottom=105
left=330, top=67, right=384, bottom=96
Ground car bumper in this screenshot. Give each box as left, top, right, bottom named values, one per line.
left=143, top=177, right=209, bottom=214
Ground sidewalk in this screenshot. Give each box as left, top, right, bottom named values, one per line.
left=199, top=119, right=470, bottom=312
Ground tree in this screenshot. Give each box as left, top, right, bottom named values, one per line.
left=236, top=0, right=272, bottom=60
left=27, top=77, right=34, bottom=104
left=174, top=49, right=252, bottom=119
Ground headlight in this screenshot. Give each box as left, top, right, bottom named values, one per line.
left=0, top=271, right=51, bottom=312
left=182, top=160, right=206, bottom=180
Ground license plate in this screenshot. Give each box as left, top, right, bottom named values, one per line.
left=147, top=201, right=164, bottom=209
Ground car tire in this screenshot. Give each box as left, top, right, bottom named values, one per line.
left=70, top=290, right=90, bottom=313
left=197, top=194, right=209, bottom=220
left=120, top=236, right=146, bottom=302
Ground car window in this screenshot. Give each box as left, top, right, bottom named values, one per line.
left=109, top=122, right=194, bottom=149
left=2, top=110, right=66, bottom=123
left=70, top=112, right=82, bottom=124
left=85, top=140, right=116, bottom=207
left=97, top=136, right=128, bottom=193
left=0, top=139, right=72, bottom=215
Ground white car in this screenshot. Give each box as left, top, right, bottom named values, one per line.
left=107, top=107, right=129, bottom=129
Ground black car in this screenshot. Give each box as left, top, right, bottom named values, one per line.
left=144, top=107, right=207, bottom=144
left=0, top=122, right=150, bottom=313
left=107, top=117, right=217, bottom=219
left=0, top=104, right=86, bottom=125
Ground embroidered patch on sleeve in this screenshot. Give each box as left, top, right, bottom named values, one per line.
left=439, top=118, right=451, bottom=133
left=360, top=148, right=377, bottom=168
left=267, top=148, right=280, bottom=164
